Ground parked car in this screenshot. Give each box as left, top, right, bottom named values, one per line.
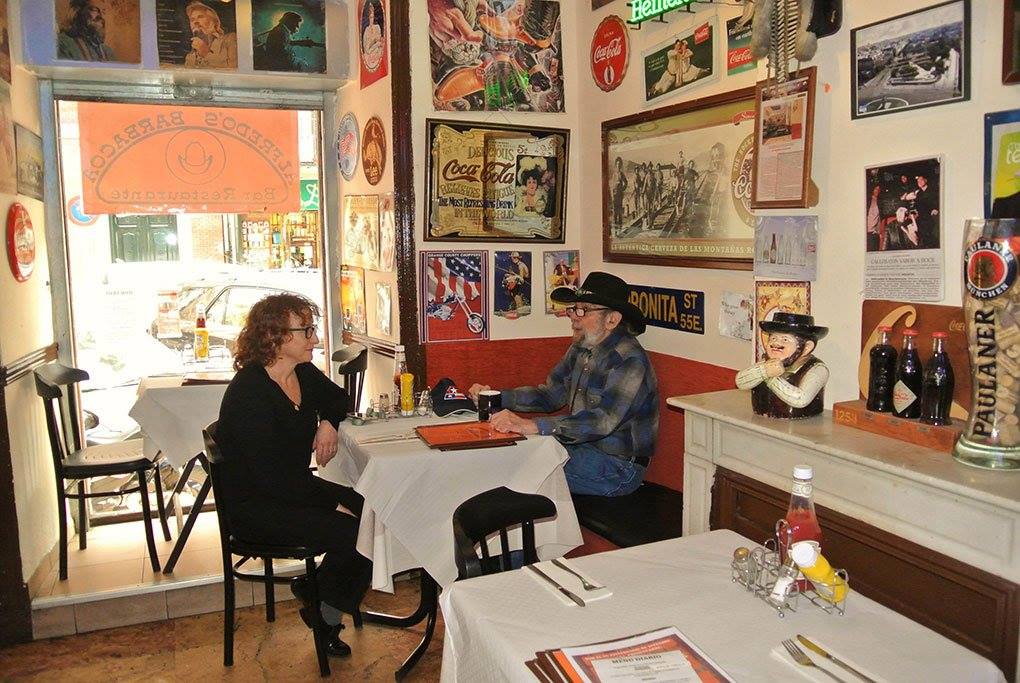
left=149, top=270, right=327, bottom=354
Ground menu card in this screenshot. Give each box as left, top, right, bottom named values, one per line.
left=414, top=421, right=525, bottom=450
left=528, top=626, right=734, bottom=683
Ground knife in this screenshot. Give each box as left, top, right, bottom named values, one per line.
left=527, top=565, right=586, bottom=607
left=797, top=635, right=877, bottom=683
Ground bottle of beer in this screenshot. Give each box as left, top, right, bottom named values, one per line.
left=892, top=329, right=923, bottom=418
left=919, top=332, right=954, bottom=426
left=866, top=326, right=897, bottom=412
left=194, top=306, right=209, bottom=362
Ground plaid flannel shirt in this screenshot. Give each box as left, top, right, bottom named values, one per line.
left=501, top=328, right=659, bottom=462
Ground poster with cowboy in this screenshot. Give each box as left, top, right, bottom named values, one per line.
left=494, top=250, right=531, bottom=319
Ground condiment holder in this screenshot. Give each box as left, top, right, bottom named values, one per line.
left=730, top=538, right=849, bottom=618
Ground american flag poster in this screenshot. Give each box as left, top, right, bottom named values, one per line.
left=420, top=250, right=488, bottom=343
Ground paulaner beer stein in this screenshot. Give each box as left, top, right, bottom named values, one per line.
left=954, top=218, right=1020, bottom=470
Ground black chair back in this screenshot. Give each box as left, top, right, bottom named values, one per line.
left=452, top=487, right=557, bottom=580
left=202, top=421, right=235, bottom=554
left=334, top=347, right=368, bottom=411
left=34, top=363, right=90, bottom=471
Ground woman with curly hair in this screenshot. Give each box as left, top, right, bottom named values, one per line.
left=216, top=293, right=370, bottom=657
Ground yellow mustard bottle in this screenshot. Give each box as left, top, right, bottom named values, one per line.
left=790, top=541, right=848, bottom=603
left=194, top=307, right=209, bottom=362
left=400, top=372, right=415, bottom=416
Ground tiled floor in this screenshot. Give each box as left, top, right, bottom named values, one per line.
left=7, top=579, right=444, bottom=681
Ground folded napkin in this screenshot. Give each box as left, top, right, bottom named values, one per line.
left=769, top=636, right=886, bottom=683
left=526, top=560, right=613, bottom=606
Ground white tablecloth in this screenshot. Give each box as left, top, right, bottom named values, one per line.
left=129, top=378, right=228, bottom=468
left=319, top=415, right=583, bottom=593
left=439, top=529, right=1007, bottom=683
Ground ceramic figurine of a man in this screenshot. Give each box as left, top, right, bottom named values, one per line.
left=736, top=312, right=829, bottom=419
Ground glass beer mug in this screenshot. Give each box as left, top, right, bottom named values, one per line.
left=954, top=218, right=1020, bottom=470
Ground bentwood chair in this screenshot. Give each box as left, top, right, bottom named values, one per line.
left=452, top=487, right=557, bottom=580
left=34, top=363, right=171, bottom=580
left=332, top=346, right=368, bottom=412
left=202, top=422, right=332, bottom=677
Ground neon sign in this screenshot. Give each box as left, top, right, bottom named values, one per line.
left=628, top=0, right=696, bottom=25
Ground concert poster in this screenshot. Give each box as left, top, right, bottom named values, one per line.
left=251, top=0, right=326, bottom=74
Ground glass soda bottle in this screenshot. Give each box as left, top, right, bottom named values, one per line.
left=892, top=328, right=923, bottom=418
left=194, top=306, right=209, bottom=362
left=919, top=332, right=954, bottom=426
left=392, top=344, right=407, bottom=411
left=866, top=326, right=897, bottom=412
left=777, top=465, right=823, bottom=590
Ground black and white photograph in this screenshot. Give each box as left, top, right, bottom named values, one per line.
left=864, top=156, right=945, bottom=302
left=851, top=0, right=969, bottom=119
left=15, top=124, right=43, bottom=200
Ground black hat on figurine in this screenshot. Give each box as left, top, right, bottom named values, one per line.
left=759, top=312, right=828, bottom=341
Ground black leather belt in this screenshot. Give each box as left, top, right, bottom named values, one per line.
left=631, top=455, right=650, bottom=468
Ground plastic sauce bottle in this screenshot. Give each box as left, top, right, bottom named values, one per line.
left=400, top=372, right=415, bottom=417
left=194, top=307, right=209, bottom=362
left=778, top=465, right=822, bottom=558
left=791, top=541, right=848, bottom=603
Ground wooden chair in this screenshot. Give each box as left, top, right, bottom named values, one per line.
left=332, top=347, right=368, bottom=412
left=34, top=363, right=171, bottom=580
left=452, top=487, right=557, bottom=580
left=202, top=421, right=332, bottom=677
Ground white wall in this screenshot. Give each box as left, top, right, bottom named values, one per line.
left=575, top=1, right=1020, bottom=405
left=1, top=0, right=57, bottom=582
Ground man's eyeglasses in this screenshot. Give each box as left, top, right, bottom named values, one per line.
left=287, top=326, right=318, bottom=339
left=565, top=305, right=609, bottom=317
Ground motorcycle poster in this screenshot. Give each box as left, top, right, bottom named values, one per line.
left=420, top=250, right=488, bottom=343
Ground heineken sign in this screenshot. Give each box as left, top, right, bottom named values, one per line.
left=628, top=0, right=696, bottom=25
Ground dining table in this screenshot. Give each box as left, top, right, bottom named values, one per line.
left=438, top=528, right=1008, bottom=682
left=319, top=413, right=583, bottom=678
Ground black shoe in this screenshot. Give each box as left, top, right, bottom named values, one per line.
left=298, top=606, right=351, bottom=658
left=290, top=577, right=313, bottom=610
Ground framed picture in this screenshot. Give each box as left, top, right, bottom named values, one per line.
left=543, top=249, right=580, bottom=315
left=602, top=86, right=757, bottom=270
left=642, top=19, right=718, bottom=104
left=851, top=0, right=970, bottom=119
left=751, top=67, right=816, bottom=209
left=425, top=119, right=568, bottom=244
left=340, top=265, right=367, bottom=336
left=342, top=195, right=379, bottom=271
left=985, top=108, right=1020, bottom=220
left=155, top=0, right=238, bottom=70
left=420, top=250, right=488, bottom=343
left=1005, top=0, right=1020, bottom=84
left=56, top=0, right=141, bottom=64
left=15, top=125, right=43, bottom=201
left=494, top=250, right=532, bottom=319
left=252, top=0, right=326, bottom=74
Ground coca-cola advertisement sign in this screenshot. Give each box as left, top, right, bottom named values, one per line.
left=590, top=15, right=629, bottom=93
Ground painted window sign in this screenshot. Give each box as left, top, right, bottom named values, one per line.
left=629, top=284, right=704, bottom=334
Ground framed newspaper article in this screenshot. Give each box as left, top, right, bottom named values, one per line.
left=602, top=86, right=756, bottom=270
left=425, top=119, right=568, bottom=243
left=751, top=67, right=817, bottom=209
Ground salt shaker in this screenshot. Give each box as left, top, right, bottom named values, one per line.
left=766, top=556, right=799, bottom=609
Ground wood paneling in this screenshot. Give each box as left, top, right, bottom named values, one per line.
left=712, top=467, right=1019, bottom=681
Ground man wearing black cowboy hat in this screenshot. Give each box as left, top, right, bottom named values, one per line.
left=736, top=312, right=829, bottom=419
left=469, top=272, right=659, bottom=496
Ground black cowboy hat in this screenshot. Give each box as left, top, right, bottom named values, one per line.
left=808, top=0, right=842, bottom=39
left=759, top=312, right=828, bottom=341
left=550, top=271, right=645, bottom=335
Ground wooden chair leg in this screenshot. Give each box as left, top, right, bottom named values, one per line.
left=223, top=560, right=235, bottom=667
left=152, top=464, right=172, bottom=542
left=57, top=482, right=68, bottom=581
left=264, top=558, right=275, bottom=622
left=306, top=557, right=330, bottom=677
left=77, top=481, right=87, bottom=550
left=138, top=469, right=161, bottom=573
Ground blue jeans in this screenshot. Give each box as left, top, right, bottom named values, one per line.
left=563, top=443, right=645, bottom=497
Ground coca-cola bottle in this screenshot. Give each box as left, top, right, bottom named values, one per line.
left=919, top=332, right=954, bottom=426
left=867, top=326, right=897, bottom=412
left=777, top=465, right=823, bottom=589
left=893, top=329, right=923, bottom=419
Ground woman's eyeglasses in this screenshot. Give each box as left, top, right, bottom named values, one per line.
left=287, top=325, right=318, bottom=339
left=565, top=305, right=609, bottom=317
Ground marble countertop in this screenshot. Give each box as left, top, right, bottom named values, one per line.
left=668, top=389, right=1020, bottom=515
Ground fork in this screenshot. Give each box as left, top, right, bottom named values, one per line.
left=782, top=639, right=847, bottom=682
left=551, top=559, right=604, bottom=591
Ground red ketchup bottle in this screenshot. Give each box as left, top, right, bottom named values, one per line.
left=777, top=465, right=823, bottom=589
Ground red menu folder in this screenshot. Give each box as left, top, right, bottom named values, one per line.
left=414, top=421, right=525, bottom=451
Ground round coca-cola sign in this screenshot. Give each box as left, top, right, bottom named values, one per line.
left=590, top=15, right=628, bottom=93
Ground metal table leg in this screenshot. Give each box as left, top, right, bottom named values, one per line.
left=360, top=572, right=439, bottom=680
left=162, top=453, right=210, bottom=574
